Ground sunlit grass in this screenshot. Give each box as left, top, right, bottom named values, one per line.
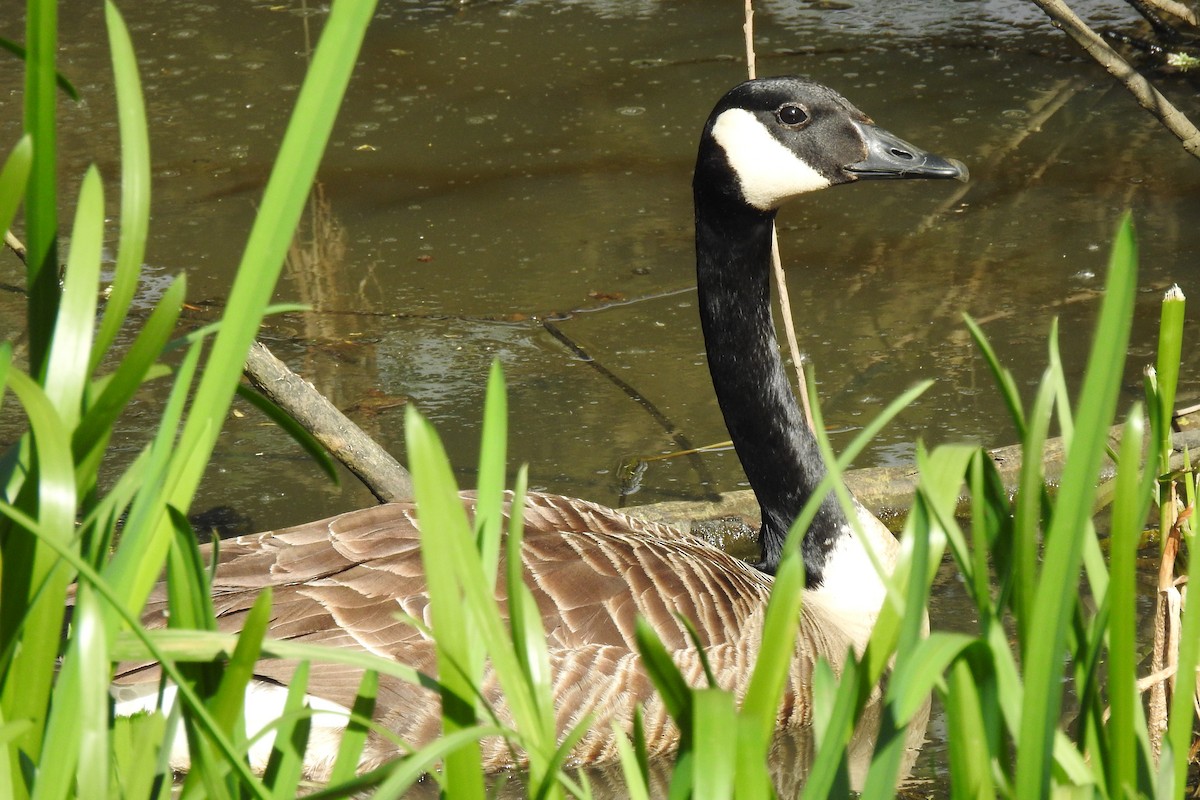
left=0, top=0, right=1196, bottom=795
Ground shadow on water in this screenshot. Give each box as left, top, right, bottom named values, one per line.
left=3, top=0, right=1200, bottom=794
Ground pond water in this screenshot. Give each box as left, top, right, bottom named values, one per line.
left=2, top=0, right=1200, bottom=793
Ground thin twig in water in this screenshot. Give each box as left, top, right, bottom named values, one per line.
left=5, top=230, right=27, bottom=264
left=743, top=0, right=756, bottom=81
left=743, top=0, right=815, bottom=431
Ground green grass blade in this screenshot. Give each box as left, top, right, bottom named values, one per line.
left=23, top=0, right=60, bottom=377
left=888, top=633, right=974, bottom=724
left=367, top=725, right=505, bottom=798
left=1106, top=409, right=1151, bottom=797
left=739, top=546, right=803, bottom=746
left=43, top=165, right=104, bottom=427
left=111, top=712, right=168, bottom=800
left=92, top=1, right=151, bottom=367
left=101, top=335, right=202, bottom=605
left=108, top=0, right=378, bottom=616
left=0, top=38, right=78, bottom=100
left=262, top=661, right=312, bottom=798
left=1049, top=326, right=1110, bottom=609
left=692, top=689, right=736, bottom=800
left=0, top=369, right=77, bottom=769
left=963, top=314, right=1027, bottom=439
left=504, top=465, right=557, bottom=749
left=1045, top=319, right=1074, bottom=450
left=1154, top=285, right=1185, bottom=459
left=164, top=506, right=216, bottom=633
left=475, top=359, right=507, bottom=576
left=0, top=136, right=32, bottom=235
left=1012, top=371, right=1055, bottom=646
left=967, top=450, right=1013, bottom=614
left=73, top=591, right=113, bottom=796
left=732, top=713, right=774, bottom=800
left=633, top=616, right=692, bottom=731
left=945, top=657, right=996, bottom=800
left=180, top=588, right=274, bottom=797
left=0, top=344, right=10, bottom=436
left=327, top=669, right=377, bottom=785
left=74, top=275, right=186, bottom=487
left=212, top=590, right=273, bottom=736
left=1016, top=212, right=1137, bottom=799
left=1166, top=459, right=1200, bottom=792
left=612, top=726, right=652, bottom=800
left=803, top=657, right=856, bottom=800
left=235, top=383, right=338, bottom=483
left=33, top=585, right=110, bottom=800
left=405, top=404, right=486, bottom=798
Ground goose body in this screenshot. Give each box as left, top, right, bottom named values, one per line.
left=114, top=77, right=966, bottom=777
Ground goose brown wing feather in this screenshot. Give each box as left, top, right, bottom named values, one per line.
left=119, top=490, right=757, bottom=654
left=115, top=491, right=791, bottom=770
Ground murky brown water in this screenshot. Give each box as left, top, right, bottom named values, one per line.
left=3, top=0, right=1200, bottom=792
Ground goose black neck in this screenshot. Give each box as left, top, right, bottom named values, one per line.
left=693, top=183, right=848, bottom=583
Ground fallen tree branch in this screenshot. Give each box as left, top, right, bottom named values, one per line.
left=243, top=340, right=414, bottom=504
left=1029, top=0, right=1200, bottom=159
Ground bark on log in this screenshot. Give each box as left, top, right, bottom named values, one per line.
left=243, top=340, right=414, bottom=503
left=626, top=426, right=1200, bottom=533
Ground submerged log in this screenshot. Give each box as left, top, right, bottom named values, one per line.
left=626, top=425, right=1200, bottom=535
left=242, top=338, right=1200, bottom=540
left=243, top=340, right=414, bottom=504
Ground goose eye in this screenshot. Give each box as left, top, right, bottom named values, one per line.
left=776, top=104, right=809, bottom=127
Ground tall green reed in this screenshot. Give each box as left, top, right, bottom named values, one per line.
left=926, top=215, right=1199, bottom=799
left=618, top=214, right=1198, bottom=800
left=0, top=0, right=391, bottom=796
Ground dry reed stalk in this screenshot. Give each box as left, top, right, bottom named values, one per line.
left=1148, top=511, right=1181, bottom=761
left=742, top=0, right=815, bottom=431
left=4, top=230, right=26, bottom=263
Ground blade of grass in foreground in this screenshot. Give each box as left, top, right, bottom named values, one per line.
left=261, top=661, right=312, bottom=798
left=0, top=370, right=76, bottom=770
left=692, top=689, right=736, bottom=800
left=326, top=670, right=378, bottom=785
left=406, top=404, right=486, bottom=800
left=22, top=0, right=60, bottom=377
left=1105, top=409, right=1149, bottom=797
left=1016, top=213, right=1137, bottom=798
left=104, top=0, right=378, bottom=617
left=91, top=2, right=151, bottom=367
left=739, top=547, right=803, bottom=749
left=0, top=136, right=32, bottom=234
left=3, top=169, right=107, bottom=791
left=43, top=166, right=103, bottom=431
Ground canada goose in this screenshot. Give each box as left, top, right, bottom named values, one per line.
left=113, top=76, right=967, bottom=777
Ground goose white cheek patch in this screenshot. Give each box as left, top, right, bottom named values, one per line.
left=711, top=108, right=831, bottom=210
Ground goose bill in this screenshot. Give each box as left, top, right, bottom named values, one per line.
left=845, top=120, right=969, bottom=182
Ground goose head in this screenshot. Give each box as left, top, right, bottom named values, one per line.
left=695, top=76, right=967, bottom=214
left=691, top=76, right=966, bottom=583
